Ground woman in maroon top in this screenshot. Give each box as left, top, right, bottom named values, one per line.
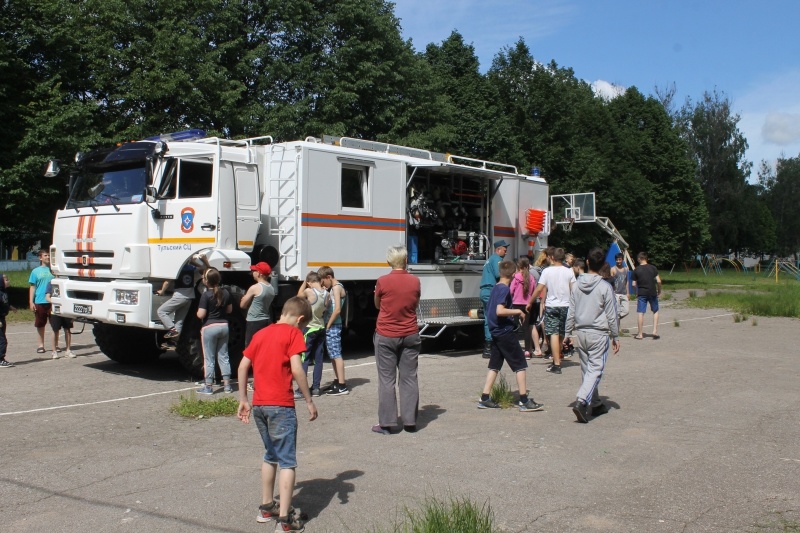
left=372, top=245, right=421, bottom=434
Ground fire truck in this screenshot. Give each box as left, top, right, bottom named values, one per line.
left=45, top=131, right=550, bottom=376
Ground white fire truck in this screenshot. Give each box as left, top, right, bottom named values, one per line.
left=45, top=131, right=550, bottom=375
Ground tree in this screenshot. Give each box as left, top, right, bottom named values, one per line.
left=759, top=155, right=800, bottom=258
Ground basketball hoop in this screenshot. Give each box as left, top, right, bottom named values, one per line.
left=559, top=218, right=575, bottom=233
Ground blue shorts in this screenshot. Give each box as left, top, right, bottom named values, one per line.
left=253, top=406, right=298, bottom=469
left=637, top=295, right=659, bottom=313
left=326, top=325, right=343, bottom=359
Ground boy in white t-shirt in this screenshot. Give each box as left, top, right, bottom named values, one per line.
left=527, top=248, right=575, bottom=374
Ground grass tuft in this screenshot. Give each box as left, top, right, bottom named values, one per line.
left=490, top=373, right=516, bottom=408
left=733, top=314, right=742, bottom=323
left=171, top=393, right=238, bottom=418
left=688, top=290, right=697, bottom=298
left=751, top=318, right=758, bottom=326
left=673, top=318, right=680, bottom=327
left=376, top=494, right=495, bottom=533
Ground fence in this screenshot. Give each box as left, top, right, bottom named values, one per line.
left=0, top=260, right=39, bottom=272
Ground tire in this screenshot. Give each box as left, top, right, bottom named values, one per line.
left=93, top=323, right=163, bottom=364
left=175, top=291, right=246, bottom=379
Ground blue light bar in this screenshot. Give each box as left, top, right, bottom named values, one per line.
left=144, top=129, right=206, bottom=142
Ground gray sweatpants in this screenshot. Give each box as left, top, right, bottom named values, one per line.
left=575, top=330, right=610, bottom=407
left=157, top=292, right=193, bottom=332
left=374, top=332, right=421, bottom=427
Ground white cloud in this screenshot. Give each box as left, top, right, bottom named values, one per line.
left=591, top=80, right=626, bottom=100
left=762, top=113, right=800, bottom=145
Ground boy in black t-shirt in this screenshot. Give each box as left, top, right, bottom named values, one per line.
left=631, top=252, right=662, bottom=340
left=478, top=261, right=544, bottom=412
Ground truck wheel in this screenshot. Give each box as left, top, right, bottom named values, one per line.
left=175, top=301, right=246, bottom=380
left=93, top=323, right=163, bottom=364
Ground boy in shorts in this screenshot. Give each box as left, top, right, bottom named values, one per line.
left=237, top=296, right=318, bottom=532
left=318, top=266, right=349, bottom=395
left=45, top=280, right=76, bottom=359
left=477, top=261, right=544, bottom=412
left=631, top=251, right=662, bottom=340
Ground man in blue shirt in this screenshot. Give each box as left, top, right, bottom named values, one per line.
left=29, top=250, right=54, bottom=354
left=479, top=240, right=509, bottom=358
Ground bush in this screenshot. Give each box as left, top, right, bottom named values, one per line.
left=377, top=495, right=495, bottom=533
left=171, top=393, right=239, bottom=418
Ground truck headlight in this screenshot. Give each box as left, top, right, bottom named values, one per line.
left=114, top=289, right=139, bottom=305
left=51, top=285, right=60, bottom=298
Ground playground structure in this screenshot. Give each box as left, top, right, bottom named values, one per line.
left=764, top=258, right=800, bottom=281
left=549, top=192, right=635, bottom=269
left=692, top=254, right=749, bottom=275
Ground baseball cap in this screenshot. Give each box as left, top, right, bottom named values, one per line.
left=250, top=262, right=272, bottom=276
left=493, top=240, right=510, bottom=249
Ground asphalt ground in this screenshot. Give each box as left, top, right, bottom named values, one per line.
left=1, top=292, right=799, bottom=532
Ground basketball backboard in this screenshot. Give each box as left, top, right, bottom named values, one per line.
left=550, top=192, right=596, bottom=225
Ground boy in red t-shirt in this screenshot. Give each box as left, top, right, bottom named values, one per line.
left=238, top=296, right=317, bottom=532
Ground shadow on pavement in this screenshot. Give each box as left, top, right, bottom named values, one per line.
left=294, top=469, right=364, bottom=520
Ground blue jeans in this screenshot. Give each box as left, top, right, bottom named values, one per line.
left=253, top=405, right=298, bottom=469
left=301, top=328, right=325, bottom=390
left=480, top=289, right=491, bottom=342
left=201, top=323, right=230, bottom=384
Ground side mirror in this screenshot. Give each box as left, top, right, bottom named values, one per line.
left=43, top=160, right=61, bottom=178
left=145, top=186, right=157, bottom=203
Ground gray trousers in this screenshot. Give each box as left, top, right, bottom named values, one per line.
left=575, top=330, right=610, bottom=407
left=157, top=292, right=192, bottom=332
left=374, top=332, right=421, bottom=427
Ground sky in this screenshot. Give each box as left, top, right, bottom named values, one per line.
left=393, top=0, right=800, bottom=176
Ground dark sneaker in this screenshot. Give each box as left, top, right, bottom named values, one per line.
left=482, top=341, right=491, bottom=359
left=293, top=389, right=303, bottom=400
left=477, top=398, right=500, bottom=409
left=257, top=501, right=279, bottom=523
left=0, top=359, right=14, bottom=368
left=326, top=383, right=349, bottom=396
left=545, top=364, right=561, bottom=374
left=196, top=385, right=214, bottom=395
left=572, top=401, right=591, bottom=423
left=164, top=328, right=180, bottom=339
left=311, top=388, right=321, bottom=397
left=518, top=399, right=544, bottom=412
left=274, top=514, right=305, bottom=532
left=543, top=353, right=553, bottom=360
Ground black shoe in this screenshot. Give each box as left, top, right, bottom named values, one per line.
left=482, top=341, right=491, bottom=359
left=326, top=383, right=349, bottom=396
left=403, top=425, right=417, bottom=432
left=545, top=364, right=561, bottom=374
left=572, top=401, right=591, bottom=423
left=311, top=388, right=321, bottom=397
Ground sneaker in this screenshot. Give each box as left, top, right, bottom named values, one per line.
left=518, top=398, right=545, bottom=412
left=66, top=350, right=77, bottom=358
left=326, top=383, right=350, bottom=396
left=164, top=328, right=180, bottom=339
left=572, top=400, right=591, bottom=423
left=274, top=515, right=305, bottom=532
left=477, top=398, right=500, bottom=409
left=545, top=364, right=561, bottom=374
left=293, top=389, right=303, bottom=400
left=311, top=388, right=321, bottom=397
left=257, top=501, right=279, bottom=523
left=247, top=382, right=255, bottom=392
left=543, top=353, right=553, bottom=360
left=196, top=385, right=214, bottom=395
left=482, top=341, right=491, bottom=359
left=0, top=360, right=14, bottom=368
left=52, top=351, right=60, bottom=360
left=524, top=350, right=532, bottom=359
left=223, top=385, right=233, bottom=393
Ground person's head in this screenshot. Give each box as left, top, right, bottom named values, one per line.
left=552, top=247, right=566, bottom=264
left=204, top=268, right=221, bottom=287
left=545, top=246, right=555, bottom=259
left=534, top=250, right=548, bottom=267
left=305, top=271, right=321, bottom=285
left=0, top=273, right=6, bottom=291
left=317, top=266, right=335, bottom=289
left=598, top=262, right=612, bottom=279
left=572, top=258, right=585, bottom=275
left=516, top=256, right=530, bottom=271
left=38, top=249, right=50, bottom=266
left=493, top=240, right=510, bottom=257
left=498, top=260, right=516, bottom=280
left=565, top=252, right=575, bottom=266
left=637, top=251, right=648, bottom=264
left=386, top=245, right=408, bottom=269
left=615, top=253, right=624, bottom=266
left=250, top=262, right=271, bottom=281
left=586, top=247, right=606, bottom=273
left=279, top=296, right=312, bottom=329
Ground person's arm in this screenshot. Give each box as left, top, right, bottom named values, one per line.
left=196, top=294, right=207, bottom=320
left=237, top=356, right=253, bottom=423
left=155, top=280, right=170, bottom=296
left=240, top=284, right=258, bottom=310
left=29, top=284, right=35, bottom=311
left=565, top=288, right=575, bottom=337
left=326, top=285, right=343, bottom=329
left=297, top=277, right=309, bottom=297
left=526, top=281, right=546, bottom=310
left=625, top=268, right=630, bottom=296
left=496, top=303, right=524, bottom=318
left=290, top=353, right=318, bottom=421
left=655, top=274, right=662, bottom=296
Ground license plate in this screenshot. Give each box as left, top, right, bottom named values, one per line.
left=73, top=304, right=92, bottom=315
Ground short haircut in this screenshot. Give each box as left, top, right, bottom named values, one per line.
left=317, top=266, right=334, bottom=279
left=573, top=258, right=585, bottom=271
left=637, top=251, right=648, bottom=262
left=38, top=249, right=48, bottom=257
left=386, top=245, right=407, bottom=269
left=305, top=271, right=320, bottom=283
left=282, top=296, right=312, bottom=327
left=553, top=248, right=566, bottom=262
left=615, top=253, right=623, bottom=261
left=498, top=260, right=516, bottom=278
left=586, top=247, right=606, bottom=272
left=545, top=246, right=555, bottom=258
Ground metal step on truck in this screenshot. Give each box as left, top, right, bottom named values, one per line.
left=44, top=131, right=551, bottom=376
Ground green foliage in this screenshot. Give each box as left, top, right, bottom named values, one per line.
left=171, top=394, right=239, bottom=418
left=489, top=373, right=515, bottom=408
left=376, top=495, right=495, bottom=533
left=759, top=156, right=800, bottom=256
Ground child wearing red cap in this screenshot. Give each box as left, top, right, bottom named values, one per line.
left=241, top=262, right=276, bottom=348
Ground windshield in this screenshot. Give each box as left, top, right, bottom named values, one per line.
left=67, top=164, right=146, bottom=208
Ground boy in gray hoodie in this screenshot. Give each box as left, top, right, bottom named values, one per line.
left=566, top=247, right=621, bottom=423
